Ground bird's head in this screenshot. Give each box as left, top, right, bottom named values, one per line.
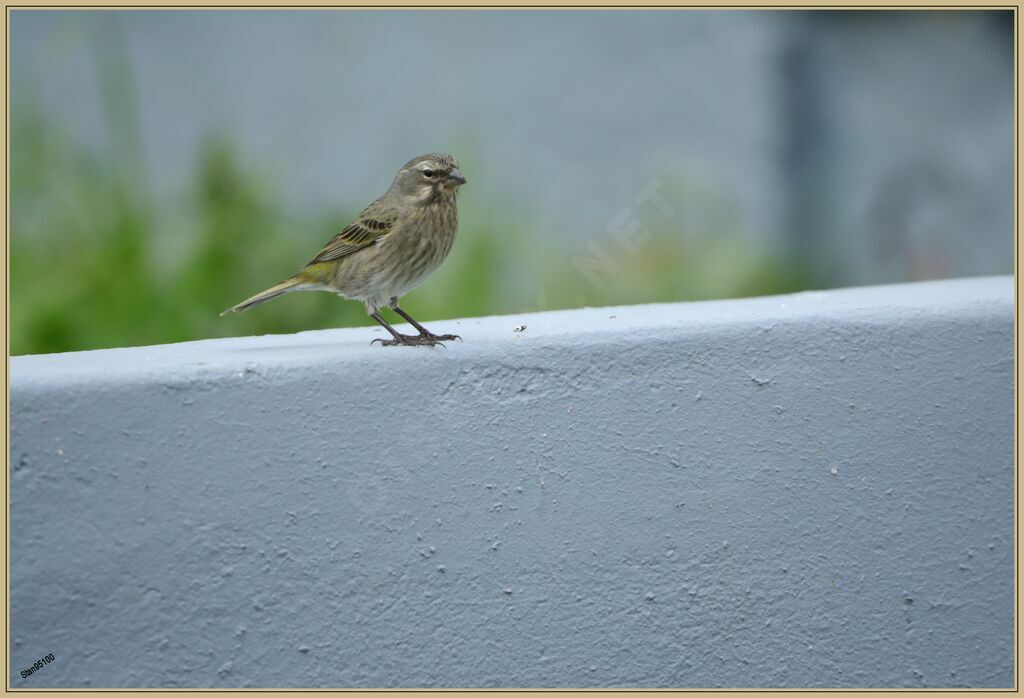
left=391, top=153, right=466, bottom=204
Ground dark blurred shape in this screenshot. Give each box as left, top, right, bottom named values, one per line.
left=779, top=13, right=836, bottom=287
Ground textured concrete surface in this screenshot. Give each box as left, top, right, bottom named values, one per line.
left=9, top=276, right=1015, bottom=688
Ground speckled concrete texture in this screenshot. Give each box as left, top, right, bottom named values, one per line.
left=10, top=276, right=1014, bottom=688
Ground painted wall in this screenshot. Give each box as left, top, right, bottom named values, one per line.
left=10, top=277, right=1014, bottom=688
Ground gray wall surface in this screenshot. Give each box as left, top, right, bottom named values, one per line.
left=9, top=277, right=1015, bottom=688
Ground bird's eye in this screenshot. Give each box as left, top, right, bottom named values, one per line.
left=423, top=170, right=434, bottom=178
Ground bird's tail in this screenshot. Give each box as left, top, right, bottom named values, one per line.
left=220, top=275, right=314, bottom=316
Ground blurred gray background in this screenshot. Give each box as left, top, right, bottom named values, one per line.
left=10, top=10, right=1014, bottom=354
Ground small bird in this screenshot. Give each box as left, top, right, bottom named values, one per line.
left=222, top=153, right=466, bottom=346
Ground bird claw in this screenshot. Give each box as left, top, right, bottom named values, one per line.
left=423, top=333, right=461, bottom=343
left=370, top=333, right=448, bottom=348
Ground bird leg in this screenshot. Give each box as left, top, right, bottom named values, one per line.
left=391, top=304, right=461, bottom=343
left=369, top=311, right=421, bottom=346
left=369, top=311, right=447, bottom=347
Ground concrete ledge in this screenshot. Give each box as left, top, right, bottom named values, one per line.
left=10, top=276, right=1015, bottom=688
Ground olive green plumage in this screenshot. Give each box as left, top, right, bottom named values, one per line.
left=222, top=153, right=466, bottom=346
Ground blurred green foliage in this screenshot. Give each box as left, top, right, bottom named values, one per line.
left=11, top=48, right=812, bottom=356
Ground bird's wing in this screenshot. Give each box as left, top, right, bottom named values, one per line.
left=306, top=200, right=400, bottom=265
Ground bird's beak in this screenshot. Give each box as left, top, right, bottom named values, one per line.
left=448, top=168, right=467, bottom=186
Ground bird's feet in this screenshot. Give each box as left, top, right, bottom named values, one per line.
left=371, top=332, right=458, bottom=347
left=421, top=332, right=462, bottom=343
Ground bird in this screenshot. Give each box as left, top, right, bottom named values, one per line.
left=221, top=153, right=466, bottom=346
